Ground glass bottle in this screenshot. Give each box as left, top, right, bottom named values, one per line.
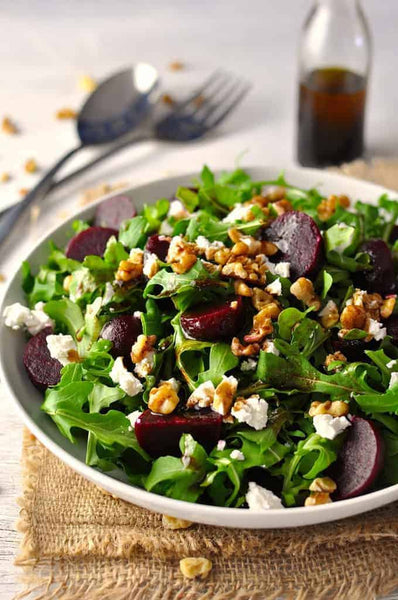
left=297, top=0, right=372, bottom=167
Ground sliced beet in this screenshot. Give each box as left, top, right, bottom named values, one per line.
left=135, top=409, right=223, bottom=457
left=264, top=211, right=324, bottom=280
left=100, top=315, right=142, bottom=358
left=145, top=234, right=170, bottom=261
left=355, top=239, right=396, bottom=295
left=65, top=226, right=118, bottom=262
left=94, top=195, right=136, bottom=229
left=23, top=327, right=62, bottom=391
left=332, top=337, right=377, bottom=362
left=333, top=416, right=384, bottom=500
left=180, top=296, right=244, bottom=341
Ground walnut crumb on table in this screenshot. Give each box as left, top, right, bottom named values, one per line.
left=55, top=108, right=77, bottom=120
left=0, top=274, right=5, bottom=283
left=161, top=93, right=175, bottom=106
left=78, top=74, right=97, bottom=92
left=24, top=158, right=38, bottom=174
left=162, top=515, right=193, bottom=530
left=19, top=188, right=30, bottom=197
left=179, top=557, right=212, bottom=579
left=1, top=172, right=11, bottom=183
left=168, top=60, right=185, bottom=71
left=79, top=181, right=128, bottom=206
left=2, top=116, right=18, bottom=134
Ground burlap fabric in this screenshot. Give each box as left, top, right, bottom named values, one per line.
left=14, top=159, right=398, bottom=600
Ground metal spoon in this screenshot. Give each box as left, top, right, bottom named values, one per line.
left=0, top=63, right=159, bottom=245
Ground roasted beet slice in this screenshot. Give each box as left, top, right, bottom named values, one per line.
left=23, top=327, right=62, bottom=391
left=100, top=315, right=142, bottom=358
left=264, top=211, right=324, bottom=280
left=332, top=337, right=377, bottom=362
left=180, top=296, right=244, bottom=341
left=333, top=416, right=384, bottom=500
left=94, top=195, right=136, bottom=229
left=145, top=234, right=170, bottom=261
left=135, top=409, right=223, bottom=457
left=65, top=226, right=118, bottom=262
left=355, top=239, right=396, bottom=295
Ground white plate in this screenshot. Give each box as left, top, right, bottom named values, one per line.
left=1, top=165, right=398, bottom=529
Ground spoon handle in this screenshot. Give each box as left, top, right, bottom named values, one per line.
left=0, top=144, right=83, bottom=247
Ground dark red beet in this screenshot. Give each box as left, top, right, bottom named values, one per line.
left=23, top=327, right=62, bottom=391
left=356, top=239, right=396, bottom=295
left=145, top=234, right=170, bottom=261
left=94, top=195, right=136, bottom=229
left=333, top=416, right=384, bottom=500
left=332, top=337, right=377, bottom=362
left=135, top=409, right=223, bottom=457
left=100, top=315, right=142, bottom=358
left=264, top=211, right=324, bottom=280
left=386, top=314, right=398, bottom=345
left=180, top=296, right=244, bottom=341
left=65, top=226, right=118, bottom=262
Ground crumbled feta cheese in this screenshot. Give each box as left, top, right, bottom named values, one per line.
left=246, top=481, right=284, bottom=510
left=231, top=395, right=269, bottom=430
left=217, top=440, right=226, bottom=451
left=3, top=301, right=54, bottom=335
left=387, top=360, right=398, bottom=369
left=168, top=199, right=190, bottom=219
left=212, top=375, right=238, bottom=416
left=133, top=311, right=142, bottom=319
left=313, top=414, right=351, bottom=440
left=126, top=410, right=142, bottom=431
left=69, top=267, right=97, bottom=302
left=134, top=351, right=155, bottom=378
left=222, top=203, right=253, bottom=223
left=266, top=278, right=282, bottom=296
left=318, top=299, right=338, bottom=318
left=263, top=340, right=280, bottom=356
left=187, top=381, right=215, bottom=409
left=367, top=318, right=387, bottom=341
left=102, top=282, right=114, bottom=305
left=230, top=449, right=245, bottom=461
left=241, top=358, right=257, bottom=372
left=195, top=236, right=224, bottom=253
left=389, top=372, right=398, bottom=389
left=143, top=252, right=158, bottom=278
left=46, top=334, right=78, bottom=366
left=274, top=262, right=290, bottom=278
left=110, top=357, right=143, bottom=397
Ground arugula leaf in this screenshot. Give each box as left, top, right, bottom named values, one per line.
left=325, top=223, right=359, bottom=255
left=119, top=216, right=149, bottom=248
left=44, top=298, right=84, bottom=338
left=197, top=343, right=239, bottom=386
left=143, top=198, right=170, bottom=231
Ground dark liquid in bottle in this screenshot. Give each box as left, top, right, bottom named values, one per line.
left=297, top=67, right=367, bottom=167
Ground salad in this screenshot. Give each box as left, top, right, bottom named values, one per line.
left=3, top=165, right=398, bottom=510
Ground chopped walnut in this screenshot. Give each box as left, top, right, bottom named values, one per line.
left=234, top=280, right=253, bottom=297
left=166, top=236, right=197, bottom=274
left=231, top=337, right=260, bottom=356
left=19, top=188, right=30, bottom=197
left=309, top=477, right=337, bottom=494
left=251, top=288, right=273, bottom=310
left=340, top=304, right=366, bottom=330
left=2, top=116, right=18, bottom=135
left=290, top=278, right=321, bottom=310
left=1, top=172, right=10, bottom=183
left=24, top=158, right=38, bottom=174
left=318, top=300, right=339, bottom=329
left=244, top=309, right=274, bottom=343
left=381, top=296, right=396, bottom=319
left=162, top=515, right=193, bottom=529
left=324, top=351, right=347, bottom=368
left=148, top=380, right=180, bottom=415
left=212, top=376, right=238, bottom=415
left=179, top=557, right=212, bottom=579
left=78, top=74, right=97, bottom=92
left=221, top=254, right=268, bottom=285
left=317, top=194, right=350, bottom=221
left=115, top=249, right=144, bottom=283
left=169, top=60, right=185, bottom=71
left=0, top=273, right=5, bottom=282
left=131, top=334, right=156, bottom=364
left=309, top=400, right=349, bottom=418
left=273, top=199, right=293, bottom=215
left=305, top=492, right=333, bottom=506
left=56, top=108, right=77, bottom=120
left=228, top=228, right=278, bottom=257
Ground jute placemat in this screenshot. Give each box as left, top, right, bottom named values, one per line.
left=14, top=159, right=398, bottom=600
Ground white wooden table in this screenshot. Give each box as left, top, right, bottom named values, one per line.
left=1, top=1, right=398, bottom=597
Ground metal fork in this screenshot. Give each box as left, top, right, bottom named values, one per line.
left=50, top=70, right=251, bottom=190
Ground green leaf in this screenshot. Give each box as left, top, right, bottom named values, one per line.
left=197, top=343, right=239, bottom=386
left=176, top=187, right=199, bottom=212
left=325, top=223, right=360, bottom=256
left=143, top=198, right=170, bottom=231
left=44, top=298, right=84, bottom=338
left=119, top=216, right=148, bottom=248
left=277, top=307, right=308, bottom=340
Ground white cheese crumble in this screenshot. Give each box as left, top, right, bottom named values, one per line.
left=274, top=262, right=290, bottom=279
left=240, top=235, right=259, bottom=253
left=389, top=372, right=398, bottom=389
left=217, top=439, right=226, bottom=451
left=230, top=449, right=245, bottom=461
left=160, top=377, right=180, bottom=392
left=126, top=410, right=142, bottom=431
left=241, top=358, right=257, bottom=372
left=318, top=299, right=338, bottom=318
left=133, top=311, right=143, bottom=319
left=313, top=414, right=351, bottom=440
left=263, top=340, right=280, bottom=356
left=110, top=357, right=143, bottom=397
left=265, top=278, right=282, bottom=296
left=102, top=282, right=115, bottom=305
left=231, top=395, right=269, bottom=430
left=187, top=381, right=215, bottom=408
left=367, top=318, right=387, bottom=341
left=246, top=481, right=284, bottom=510
left=223, top=203, right=253, bottom=223
left=387, top=360, right=398, bottom=369
left=46, top=334, right=77, bottom=366
left=195, top=236, right=224, bottom=253
left=3, top=301, right=54, bottom=335
left=143, top=252, right=158, bottom=277
left=168, top=199, right=190, bottom=219
left=134, top=352, right=155, bottom=378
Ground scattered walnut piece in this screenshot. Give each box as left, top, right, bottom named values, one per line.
left=162, top=93, right=175, bottom=106
left=317, top=194, right=350, bottom=221
left=212, top=376, right=238, bottom=415
left=381, top=296, right=396, bottom=319
left=305, top=491, right=333, bottom=506
left=309, top=400, right=349, bottom=417
left=169, top=60, right=185, bottom=71
left=55, top=108, right=77, bottom=120
left=340, top=304, right=366, bottom=330
left=305, top=477, right=336, bottom=506
left=78, top=74, right=97, bottom=92
left=19, top=188, right=30, bottom=197
left=24, top=158, right=38, bottom=174
left=290, top=277, right=321, bottom=311
left=244, top=309, right=274, bottom=344
left=1, top=172, right=10, bottom=183
left=180, top=557, right=212, bottom=580
left=318, top=300, right=339, bottom=329
left=79, top=181, right=128, bottom=206
left=0, top=273, right=5, bottom=283
left=273, top=199, right=293, bottom=215
left=148, top=380, right=180, bottom=415
left=234, top=280, right=253, bottom=297
left=162, top=515, right=193, bottom=530
left=115, top=250, right=144, bottom=283
left=131, top=334, right=156, bottom=364
left=2, top=116, right=18, bottom=135
left=166, top=236, right=197, bottom=274
left=231, top=337, right=260, bottom=357
left=324, top=351, right=347, bottom=368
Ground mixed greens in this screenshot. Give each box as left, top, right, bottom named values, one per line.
left=6, top=165, right=398, bottom=509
